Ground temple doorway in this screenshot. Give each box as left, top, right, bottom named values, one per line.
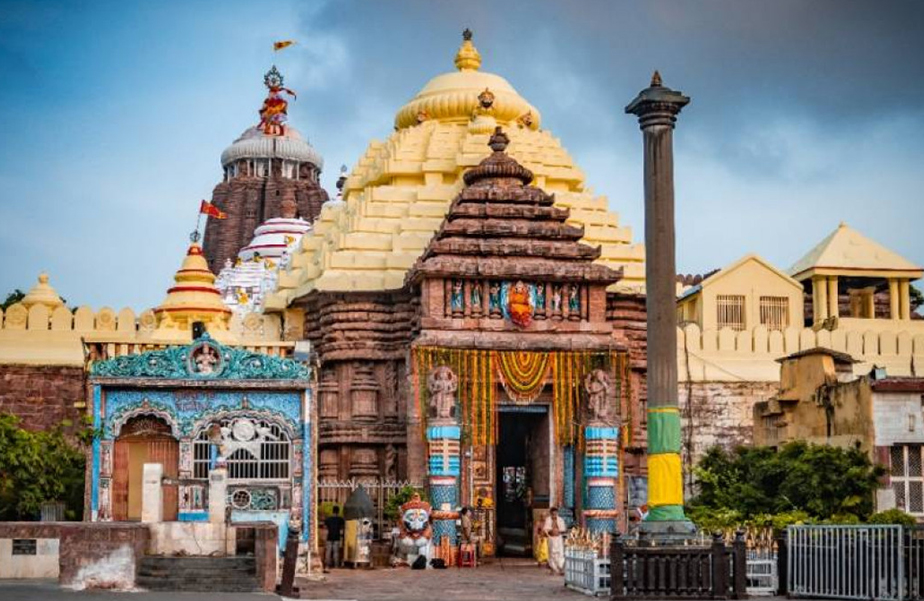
left=112, top=416, right=179, bottom=521
left=494, top=406, right=550, bottom=556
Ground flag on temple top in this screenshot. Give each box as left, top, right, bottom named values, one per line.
left=199, top=200, right=227, bottom=219
left=273, top=40, right=296, bottom=51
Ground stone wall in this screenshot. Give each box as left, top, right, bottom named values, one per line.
left=678, top=380, right=779, bottom=490
left=0, top=523, right=62, bottom=579
left=59, top=523, right=149, bottom=590
left=0, top=364, right=84, bottom=430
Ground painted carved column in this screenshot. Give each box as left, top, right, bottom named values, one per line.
left=426, top=366, right=461, bottom=546
left=583, top=369, right=619, bottom=534
left=626, top=71, right=695, bottom=536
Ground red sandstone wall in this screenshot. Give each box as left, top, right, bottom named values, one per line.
left=0, top=364, right=85, bottom=430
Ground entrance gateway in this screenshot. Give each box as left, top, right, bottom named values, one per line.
left=86, top=333, right=315, bottom=551
left=405, top=130, right=628, bottom=554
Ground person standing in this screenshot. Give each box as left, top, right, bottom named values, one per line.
left=542, top=507, right=567, bottom=575
left=459, top=507, right=473, bottom=544
left=324, top=505, right=345, bottom=572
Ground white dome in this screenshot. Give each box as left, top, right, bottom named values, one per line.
left=238, top=217, right=312, bottom=261
left=220, top=126, right=324, bottom=170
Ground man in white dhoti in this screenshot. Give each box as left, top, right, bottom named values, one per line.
left=542, top=507, right=567, bottom=575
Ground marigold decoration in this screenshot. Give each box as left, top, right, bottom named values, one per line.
left=496, top=351, right=549, bottom=403
left=412, top=347, right=629, bottom=448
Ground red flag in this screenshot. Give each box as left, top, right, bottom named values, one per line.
left=199, top=200, right=227, bottom=219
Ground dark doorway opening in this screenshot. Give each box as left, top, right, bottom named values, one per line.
left=495, top=408, right=548, bottom=556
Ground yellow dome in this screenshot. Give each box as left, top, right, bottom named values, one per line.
left=21, top=272, right=64, bottom=310
left=265, top=32, right=644, bottom=308
left=154, top=242, right=232, bottom=336
left=394, top=32, right=540, bottom=131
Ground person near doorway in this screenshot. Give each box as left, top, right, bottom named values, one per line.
left=542, top=507, right=567, bottom=575
left=534, top=511, right=549, bottom=567
left=324, top=505, right=345, bottom=572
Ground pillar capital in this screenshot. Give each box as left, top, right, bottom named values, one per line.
left=625, top=71, right=690, bottom=129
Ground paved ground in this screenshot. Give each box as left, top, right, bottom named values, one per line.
left=299, top=558, right=587, bottom=600
left=0, top=579, right=277, bottom=600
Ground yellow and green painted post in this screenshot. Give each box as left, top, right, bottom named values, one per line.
left=626, top=72, right=695, bottom=536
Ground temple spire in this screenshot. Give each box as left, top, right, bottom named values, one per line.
left=454, top=28, right=481, bottom=72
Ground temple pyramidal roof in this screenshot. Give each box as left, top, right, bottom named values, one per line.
left=789, top=222, right=922, bottom=281
left=407, top=128, right=621, bottom=286
left=265, top=31, right=644, bottom=310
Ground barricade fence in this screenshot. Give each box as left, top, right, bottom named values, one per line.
left=316, top=479, right=422, bottom=540
left=787, top=524, right=924, bottom=601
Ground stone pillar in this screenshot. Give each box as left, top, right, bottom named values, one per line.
left=890, top=279, right=901, bottom=319
left=626, top=71, right=695, bottom=536
left=427, top=423, right=461, bottom=546
left=141, top=463, right=164, bottom=523
left=813, top=276, right=829, bottom=324
left=900, top=280, right=911, bottom=320
left=827, top=277, right=839, bottom=319
left=584, top=426, right=619, bottom=534
left=208, top=468, right=228, bottom=523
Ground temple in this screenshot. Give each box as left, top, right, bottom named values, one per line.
left=203, top=66, right=329, bottom=272
left=2, top=29, right=924, bottom=579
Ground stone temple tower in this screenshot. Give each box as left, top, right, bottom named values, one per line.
left=203, top=66, right=329, bottom=272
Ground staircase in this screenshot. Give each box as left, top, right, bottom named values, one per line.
left=498, top=527, right=532, bottom=556
left=136, top=556, right=260, bottom=592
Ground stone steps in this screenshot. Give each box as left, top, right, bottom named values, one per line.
left=137, top=556, right=260, bottom=592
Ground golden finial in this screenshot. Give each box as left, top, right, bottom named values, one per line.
left=651, top=70, right=663, bottom=87
left=455, top=28, right=481, bottom=72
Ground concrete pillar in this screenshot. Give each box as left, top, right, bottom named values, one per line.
left=584, top=426, right=619, bottom=534
left=626, top=71, right=695, bottom=537
left=900, top=280, right=911, bottom=320
left=827, top=277, right=839, bottom=319
left=890, top=279, right=901, bottom=319
left=208, top=468, right=228, bottom=523
left=141, top=463, right=164, bottom=523
left=427, top=422, right=460, bottom=546
left=813, top=276, right=828, bottom=323
left=864, top=287, right=876, bottom=319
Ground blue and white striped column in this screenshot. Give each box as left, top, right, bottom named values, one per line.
left=584, top=426, right=619, bottom=534
left=427, top=424, right=461, bottom=545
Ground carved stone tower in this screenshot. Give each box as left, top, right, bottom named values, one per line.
left=203, top=66, right=329, bottom=272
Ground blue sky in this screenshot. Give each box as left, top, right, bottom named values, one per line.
left=1, top=1, right=922, bottom=309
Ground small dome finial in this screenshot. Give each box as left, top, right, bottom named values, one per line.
left=454, top=28, right=481, bottom=71
left=488, top=127, right=509, bottom=153
left=651, top=70, right=663, bottom=87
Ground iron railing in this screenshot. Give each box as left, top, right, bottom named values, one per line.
left=316, top=478, right=422, bottom=540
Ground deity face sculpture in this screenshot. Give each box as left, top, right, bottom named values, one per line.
left=402, top=507, right=429, bottom=534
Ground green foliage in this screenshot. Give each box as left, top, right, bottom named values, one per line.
left=384, top=485, right=428, bottom=522
left=1, top=289, right=25, bottom=310
left=690, top=441, right=885, bottom=525
left=868, top=508, right=917, bottom=527
left=911, top=285, right=924, bottom=312
left=0, top=413, right=87, bottom=520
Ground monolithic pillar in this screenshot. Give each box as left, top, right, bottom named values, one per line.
left=626, top=71, right=695, bottom=536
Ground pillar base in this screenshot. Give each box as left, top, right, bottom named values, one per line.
left=639, top=517, right=697, bottom=543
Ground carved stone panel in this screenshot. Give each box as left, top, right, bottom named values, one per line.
left=350, top=362, right=379, bottom=421
left=317, top=367, right=340, bottom=419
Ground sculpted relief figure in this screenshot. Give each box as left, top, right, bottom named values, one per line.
left=427, top=365, right=458, bottom=420
left=584, top=369, right=612, bottom=422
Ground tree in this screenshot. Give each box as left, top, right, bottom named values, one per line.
left=911, top=285, right=923, bottom=312
left=0, top=414, right=86, bottom=520
left=689, top=441, right=884, bottom=523
left=1, top=289, right=25, bottom=310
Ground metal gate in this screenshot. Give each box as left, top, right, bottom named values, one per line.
left=316, top=479, right=422, bottom=539
left=789, top=525, right=905, bottom=600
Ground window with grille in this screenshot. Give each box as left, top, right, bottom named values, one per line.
left=891, top=444, right=924, bottom=515
left=193, top=418, right=290, bottom=481
left=759, top=296, right=790, bottom=331
left=717, top=295, right=746, bottom=331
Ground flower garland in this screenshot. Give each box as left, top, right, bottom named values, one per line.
left=496, top=351, right=551, bottom=404
left=412, top=346, right=629, bottom=448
